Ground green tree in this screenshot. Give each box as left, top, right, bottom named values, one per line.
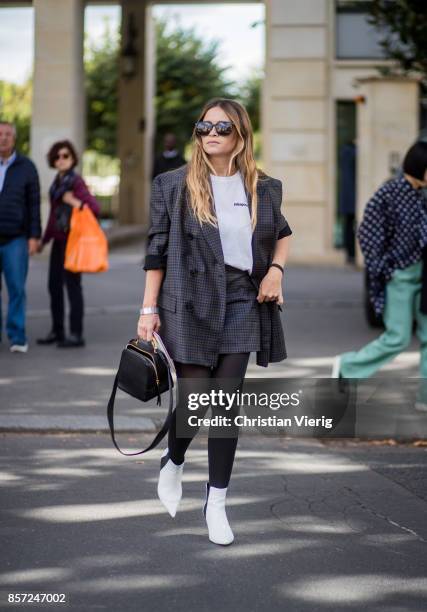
left=367, top=0, right=427, bottom=83
left=154, top=18, right=235, bottom=153
left=0, top=79, right=32, bottom=154
left=84, top=16, right=236, bottom=156
left=237, top=70, right=262, bottom=133
left=84, top=19, right=119, bottom=157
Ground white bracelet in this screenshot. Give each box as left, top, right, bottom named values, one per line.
left=140, top=306, right=159, bottom=315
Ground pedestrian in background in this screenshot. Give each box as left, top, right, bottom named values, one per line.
left=152, top=132, right=186, bottom=179
left=0, top=121, right=41, bottom=353
left=37, top=140, right=101, bottom=348
left=332, top=141, right=427, bottom=410
left=338, top=140, right=357, bottom=264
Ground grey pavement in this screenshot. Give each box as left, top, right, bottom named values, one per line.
left=1, top=242, right=427, bottom=611
left=0, top=240, right=426, bottom=437
left=0, top=433, right=426, bottom=611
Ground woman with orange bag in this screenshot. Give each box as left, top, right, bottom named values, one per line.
left=37, top=140, right=101, bottom=348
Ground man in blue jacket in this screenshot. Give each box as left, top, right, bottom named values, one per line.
left=0, top=121, right=41, bottom=352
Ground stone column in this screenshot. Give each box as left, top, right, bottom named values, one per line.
left=355, top=76, right=420, bottom=236
left=31, top=0, right=85, bottom=219
left=117, top=0, right=152, bottom=225
left=263, top=0, right=330, bottom=261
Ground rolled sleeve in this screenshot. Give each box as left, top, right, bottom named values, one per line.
left=143, top=175, right=170, bottom=271
left=278, top=218, right=292, bottom=239
left=271, top=178, right=292, bottom=240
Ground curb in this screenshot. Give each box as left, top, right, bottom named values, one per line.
left=1, top=417, right=426, bottom=441
left=105, top=224, right=147, bottom=249
left=0, top=415, right=157, bottom=434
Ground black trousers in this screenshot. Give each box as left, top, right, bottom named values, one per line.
left=167, top=352, right=251, bottom=488
left=48, top=239, right=84, bottom=337
left=343, top=213, right=355, bottom=261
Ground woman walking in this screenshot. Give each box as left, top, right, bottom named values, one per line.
left=37, top=140, right=101, bottom=347
left=332, top=141, right=427, bottom=409
left=138, top=98, right=292, bottom=545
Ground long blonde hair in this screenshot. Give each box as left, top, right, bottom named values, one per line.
left=186, top=98, right=265, bottom=231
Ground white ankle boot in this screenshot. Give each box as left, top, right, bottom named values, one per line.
left=203, top=482, right=234, bottom=545
left=157, top=448, right=184, bottom=517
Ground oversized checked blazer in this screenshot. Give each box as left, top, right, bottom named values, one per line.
left=143, top=164, right=292, bottom=368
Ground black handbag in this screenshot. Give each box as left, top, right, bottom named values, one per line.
left=107, top=336, right=175, bottom=456
left=55, top=202, right=73, bottom=233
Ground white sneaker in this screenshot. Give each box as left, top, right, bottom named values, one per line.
left=414, top=402, right=427, bottom=412
left=10, top=343, right=28, bottom=353
left=331, top=355, right=341, bottom=378
left=157, top=447, right=184, bottom=517
left=203, top=482, right=234, bottom=545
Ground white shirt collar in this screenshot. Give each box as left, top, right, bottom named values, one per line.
left=0, top=150, right=17, bottom=166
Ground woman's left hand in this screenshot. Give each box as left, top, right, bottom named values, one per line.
left=257, top=267, right=284, bottom=305
left=63, top=191, right=81, bottom=208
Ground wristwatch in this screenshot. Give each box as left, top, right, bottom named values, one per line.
left=139, top=306, right=159, bottom=315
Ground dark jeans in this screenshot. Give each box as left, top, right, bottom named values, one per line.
left=167, top=352, right=251, bottom=488
left=48, top=239, right=84, bottom=337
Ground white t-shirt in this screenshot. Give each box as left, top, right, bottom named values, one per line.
left=210, top=171, right=253, bottom=274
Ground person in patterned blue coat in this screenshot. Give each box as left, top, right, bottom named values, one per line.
left=332, top=141, right=427, bottom=409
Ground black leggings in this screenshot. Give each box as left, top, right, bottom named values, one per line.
left=167, top=352, right=250, bottom=488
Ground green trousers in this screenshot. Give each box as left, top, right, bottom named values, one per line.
left=340, top=261, right=427, bottom=384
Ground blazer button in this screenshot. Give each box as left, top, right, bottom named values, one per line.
left=190, top=269, right=198, bottom=276
left=185, top=301, right=194, bottom=312
left=187, top=232, right=194, bottom=240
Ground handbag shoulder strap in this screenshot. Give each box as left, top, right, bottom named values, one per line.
left=153, top=331, right=176, bottom=376
left=107, top=350, right=174, bottom=456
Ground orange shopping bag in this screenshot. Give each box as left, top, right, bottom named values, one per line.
left=64, top=206, right=109, bottom=273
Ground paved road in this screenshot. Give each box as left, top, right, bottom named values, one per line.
left=0, top=243, right=425, bottom=435
left=1, top=243, right=426, bottom=611
left=0, top=433, right=426, bottom=612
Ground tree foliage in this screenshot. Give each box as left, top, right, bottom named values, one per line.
left=367, top=0, right=427, bottom=83
left=0, top=79, right=32, bottom=154
left=84, top=19, right=119, bottom=157
left=1, top=15, right=262, bottom=158
left=154, top=18, right=235, bottom=153
left=237, top=70, right=262, bottom=133
left=84, top=16, right=237, bottom=156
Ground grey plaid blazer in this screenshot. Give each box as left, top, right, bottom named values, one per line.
left=143, top=164, right=292, bottom=368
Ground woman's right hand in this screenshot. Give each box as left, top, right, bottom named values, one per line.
left=137, top=313, right=161, bottom=342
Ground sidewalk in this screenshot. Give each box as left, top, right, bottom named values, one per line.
left=1, top=244, right=426, bottom=611
left=0, top=243, right=426, bottom=438
left=0, top=432, right=426, bottom=611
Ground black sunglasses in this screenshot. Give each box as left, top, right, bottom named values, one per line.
left=194, top=121, right=234, bottom=136
left=55, top=152, right=71, bottom=161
